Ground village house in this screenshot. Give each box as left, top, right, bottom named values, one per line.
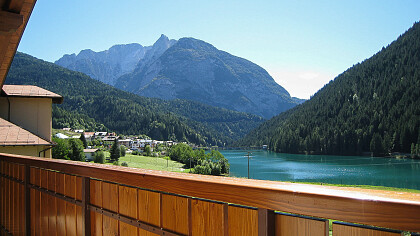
left=94, top=131, right=107, bottom=139
left=0, top=85, right=63, bottom=158
left=83, top=131, right=95, bottom=141
left=83, top=148, right=98, bottom=161
left=117, top=139, right=131, bottom=147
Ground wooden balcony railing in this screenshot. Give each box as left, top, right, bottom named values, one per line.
left=1, top=152, right=420, bottom=235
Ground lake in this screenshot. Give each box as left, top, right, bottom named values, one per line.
left=221, top=150, right=420, bottom=190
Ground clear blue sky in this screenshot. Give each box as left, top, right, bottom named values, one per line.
left=18, top=0, right=420, bottom=99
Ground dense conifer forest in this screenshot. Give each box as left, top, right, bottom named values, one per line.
left=6, top=52, right=264, bottom=146
left=237, top=22, right=420, bottom=156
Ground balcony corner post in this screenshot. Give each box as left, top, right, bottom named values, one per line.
left=258, top=208, right=275, bottom=236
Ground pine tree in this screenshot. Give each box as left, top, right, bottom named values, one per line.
left=110, top=139, right=120, bottom=162
left=80, top=133, right=87, bottom=148
left=68, top=139, right=85, bottom=161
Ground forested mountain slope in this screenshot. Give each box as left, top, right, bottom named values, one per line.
left=237, top=22, right=420, bottom=156
left=6, top=52, right=264, bottom=146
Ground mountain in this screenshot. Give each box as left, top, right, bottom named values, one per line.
left=116, top=37, right=302, bottom=118
left=56, top=35, right=303, bottom=119
left=55, top=43, right=148, bottom=85
left=134, top=34, right=177, bottom=73
left=7, top=52, right=264, bottom=145
left=55, top=34, right=177, bottom=86
left=237, top=22, right=420, bottom=156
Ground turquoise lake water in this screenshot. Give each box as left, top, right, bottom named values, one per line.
left=220, top=150, right=420, bottom=190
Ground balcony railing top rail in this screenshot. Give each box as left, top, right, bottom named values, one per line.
left=1, top=152, right=420, bottom=233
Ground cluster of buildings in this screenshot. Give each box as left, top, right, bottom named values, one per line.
left=56, top=129, right=176, bottom=152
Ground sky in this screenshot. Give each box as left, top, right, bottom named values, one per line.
left=18, top=0, right=420, bottom=99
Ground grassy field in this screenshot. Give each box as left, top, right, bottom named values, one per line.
left=105, top=153, right=190, bottom=172
left=52, top=128, right=80, bottom=137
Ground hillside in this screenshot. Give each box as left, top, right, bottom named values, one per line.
left=6, top=52, right=264, bottom=145
left=237, top=22, right=420, bottom=156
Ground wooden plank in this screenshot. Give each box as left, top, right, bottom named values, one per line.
left=258, top=208, right=275, bottom=236
left=190, top=199, right=225, bottom=236
left=9, top=163, right=14, bottom=235
left=19, top=181, right=24, bottom=236
left=11, top=168, right=15, bottom=235
left=13, top=176, right=20, bottom=235
left=0, top=10, right=23, bottom=32
left=332, top=222, right=402, bottom=236
left=224, top=203, right=229, bottom=236
left=2, top=154, right=420, bottom=233
left=275, top=212, right=328, bottom=236
left=24, top=165, right=30, bottom=236
left=119, top=185, right=138, bottom=236
left=55, top=172, right=66, bottom=236
left=48, top=171, right=57, bottom=235
left=40, top=169, right=48, bottom=235
left=76, top=177, right=83, bottom=236
left=5, top=173, right=9, bottom=234
left=90, top=180, right=102, bottom=236
left=30, top=168, right=39, bottom=235
left=228, top=205, right=258, bottom=236
left=7, top=0, right=25, bottom=12
left=0, top=173, right=3, bottom=232
left=0, top=177, right=3, bottom=235
left=34, top=168, right=41, bottom=236
left=102, top=182, right=119, bottom=236
left=1, top=162, right=3, bottom=233
left=13, top=163, right=18, bottom=179
left=0, top=162, right=4, bottom=232
left=65, top=174, right=76, bottom=236
left=161, top=194, right=189, bottom=235
left=138, top=189, right=160, bottom=236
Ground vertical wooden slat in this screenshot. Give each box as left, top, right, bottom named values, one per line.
left=82, top=177, right=91, bottom=236
left=5, top=162, right=10, bottom=234
left=48, top=171, right=57, bottom=235
left=10, top=164, right=16, bottom=235
left=258, top=208, right=275, bottom=236
left=14, top=164, right=19, bottom=236
left=65, top=174, right=76, bottom=236
left=137, top=189, right=160, bottom=236
left=34, top=168, right=41, bottom=236
left=0, top=162, right=4, bottom=234
left=224, top=203, right=229, bottom=236
left=118, top=185, right=138, bottom=236
left=161, top=194, right=189, bottom=235
left=24, top=165, right=30, bottom=236
left=15, top=164, right=21, bottom=236
left=55, top=173, right=66, bottom=236
left=332, top=222, right=402, bottom=236
left=190, top=199, right=225, bottom=236
left=40, top=169, right=48, bottom=235
left=90, top=180, right=102, bottom=236
left=102, top=182, right=119, bottom=236
left=76, top=177, right=83, bottom=236
left=0, top=162, right=3, bottom=234
left=30, top=167, right=39, bottom=236
left=275, top=213, right=328, bottom=236
left=228, top=205, right=258, bottom=236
